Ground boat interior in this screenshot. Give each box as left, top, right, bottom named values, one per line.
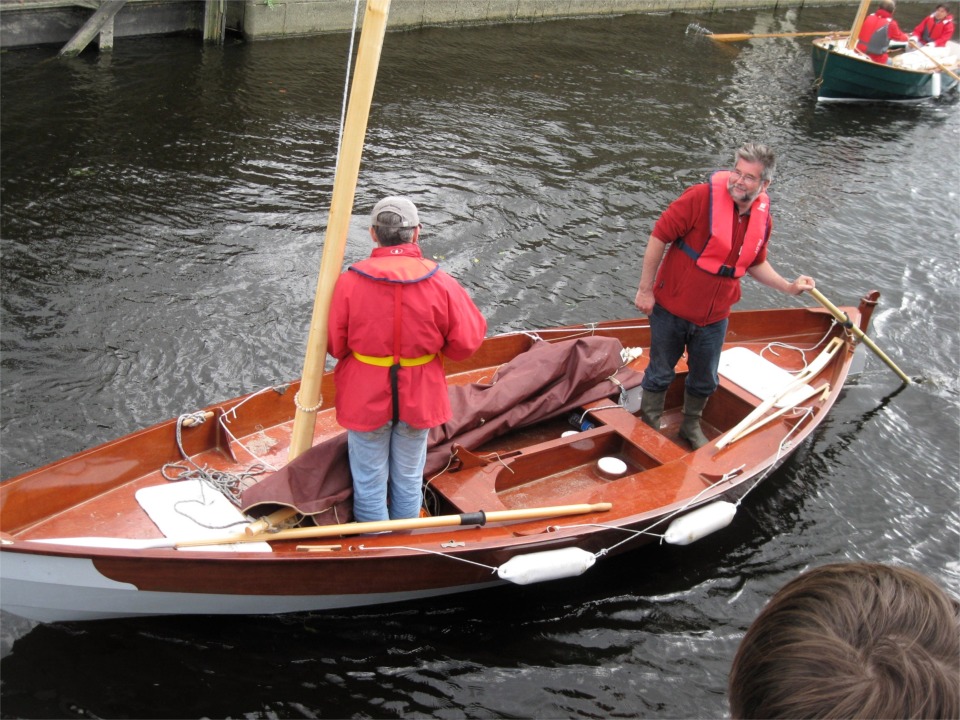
left=2, top=309, right=853, bottom=549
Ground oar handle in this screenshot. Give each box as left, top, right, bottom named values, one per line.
left=808, top=288, right=911, bottom=385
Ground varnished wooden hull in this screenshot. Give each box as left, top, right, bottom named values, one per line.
left=0, top=294, right=879, bottom=622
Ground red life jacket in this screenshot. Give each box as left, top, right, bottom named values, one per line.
left=347, top=251, right=441, bottom=423
left=675, top=171, right=769, bottom=278
left=857, top=10, right=894, bottom=58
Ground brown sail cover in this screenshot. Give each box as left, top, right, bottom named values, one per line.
left=240, top=336, right=642, bottom=523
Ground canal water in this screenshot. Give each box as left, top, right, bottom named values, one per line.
left=1, top=5, right=958, bottom=718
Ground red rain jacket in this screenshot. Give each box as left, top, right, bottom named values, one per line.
left=328, top=243, right=486, bottom=431
left=913, top=12, right=955, bottom=47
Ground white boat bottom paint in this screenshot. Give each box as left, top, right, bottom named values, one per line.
left=0, top=551, right=502, bottom=622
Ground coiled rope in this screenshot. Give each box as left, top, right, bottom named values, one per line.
left=161, top=412, right=268, bottom=511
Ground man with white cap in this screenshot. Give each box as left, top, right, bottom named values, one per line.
left=327, top=196, right=487, bottom=522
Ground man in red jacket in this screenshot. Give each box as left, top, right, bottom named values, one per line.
left=328, top=196, right=486, bottom=522
left=634, top=144, right=815, bottom=449
left=857, top=0, right=910, bottom=63
left=911, top=4, right=955, bottom=47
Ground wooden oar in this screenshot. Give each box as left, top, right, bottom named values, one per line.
left=708, top=30, right=848, bottom=42
left=716, top=337, right=843, bottom=450
left=907, top=39, right=960, bottom=82
left=808, top=288, right=911, bottom=385
left=31, top=503, right=613, bottom=550
left=726, top=383, right=831, bottom=445
left=200, top=503, right=612, bottom=546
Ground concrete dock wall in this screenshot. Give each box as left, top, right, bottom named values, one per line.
left=232, top=0, right=846, bottom=40
left=1, top=0, right=858, bottom=50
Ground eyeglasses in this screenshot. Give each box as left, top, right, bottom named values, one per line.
left=730, top=168, right=762, bottom=185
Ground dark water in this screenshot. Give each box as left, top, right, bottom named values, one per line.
left=2, top=5, right=958, bottom=718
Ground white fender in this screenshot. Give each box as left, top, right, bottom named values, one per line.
left=497, top=547, right=596, bottom=585
left=663, top=501, right=737, bottom=546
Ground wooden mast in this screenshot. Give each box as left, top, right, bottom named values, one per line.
left=243, top=0, right=391, bottom=536
left=289, top=0, right=391, bottom=461
left=847, top=0, right=873, bottom=50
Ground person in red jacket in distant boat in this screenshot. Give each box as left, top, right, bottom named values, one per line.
left=857, top=0, right=910, bottom=64
left=328, top=196, right=486, bottom=523
left=634, top=143, right=815, bottom=449
left=911, top=4, right=955, bottom=47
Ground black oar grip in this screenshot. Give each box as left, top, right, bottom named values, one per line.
left=459, top=511, right=487, bottom=526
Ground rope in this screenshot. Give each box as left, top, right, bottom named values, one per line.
left=357, top=543, right=499, bottom=573
left=216, top=385, right=289, bottom=472
left=161, top=412, right=268, bottom=509
left=758, top=320, right=837, bottom=375
left=490, top=320, right=650, bottom=344
left=732, top=406, right=816, bottom=506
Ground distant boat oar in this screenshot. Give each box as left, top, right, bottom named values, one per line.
left=907, top=39, right=960, bottom=82
left=808, top=288, right=912, bottom=385
left=708, top=30, right=848, bottom=42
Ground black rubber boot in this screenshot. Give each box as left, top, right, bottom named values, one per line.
left=639, top=390, right=667, bottom=429
left=678, top=390, right=710, bottom=449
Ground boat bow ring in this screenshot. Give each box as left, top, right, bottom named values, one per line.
left=497, top=547, right=597, bottom=585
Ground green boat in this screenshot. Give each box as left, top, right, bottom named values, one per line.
left=812, top=36, right=960, bottom=103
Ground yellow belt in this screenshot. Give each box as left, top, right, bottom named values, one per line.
left=352, top=351, right=437, bottom=368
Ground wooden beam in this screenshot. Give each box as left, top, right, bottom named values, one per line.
left=203, top=0, right=226, bottom=45
left=58, top=0, right=127, bottom=58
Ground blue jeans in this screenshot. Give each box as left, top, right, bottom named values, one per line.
left=641, top=304, right=728, bottom=398
left=347, top=421, right=429, bottom=522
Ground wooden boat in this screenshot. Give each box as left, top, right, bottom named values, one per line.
left=812, top=36, right=960, bottom=102
left=1, top=291, right=885, bottom=622
left=810, top=0, right=960, bottom=103
left=1, top=1, right=910, bottom=624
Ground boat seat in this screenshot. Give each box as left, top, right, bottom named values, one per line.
left=428, top=407, right=689, bottom=514
left=579, top=400, right=687, bottom=464
left=427, top=447, right=509, bottom=513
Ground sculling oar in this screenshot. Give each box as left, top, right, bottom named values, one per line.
left=29, top=503, right=613, bottom=550
left=907, top=39, right=960, bottom=83
left=808, top=288, right=912, bottom=385
left=708, top=30, right=848, bottom=42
